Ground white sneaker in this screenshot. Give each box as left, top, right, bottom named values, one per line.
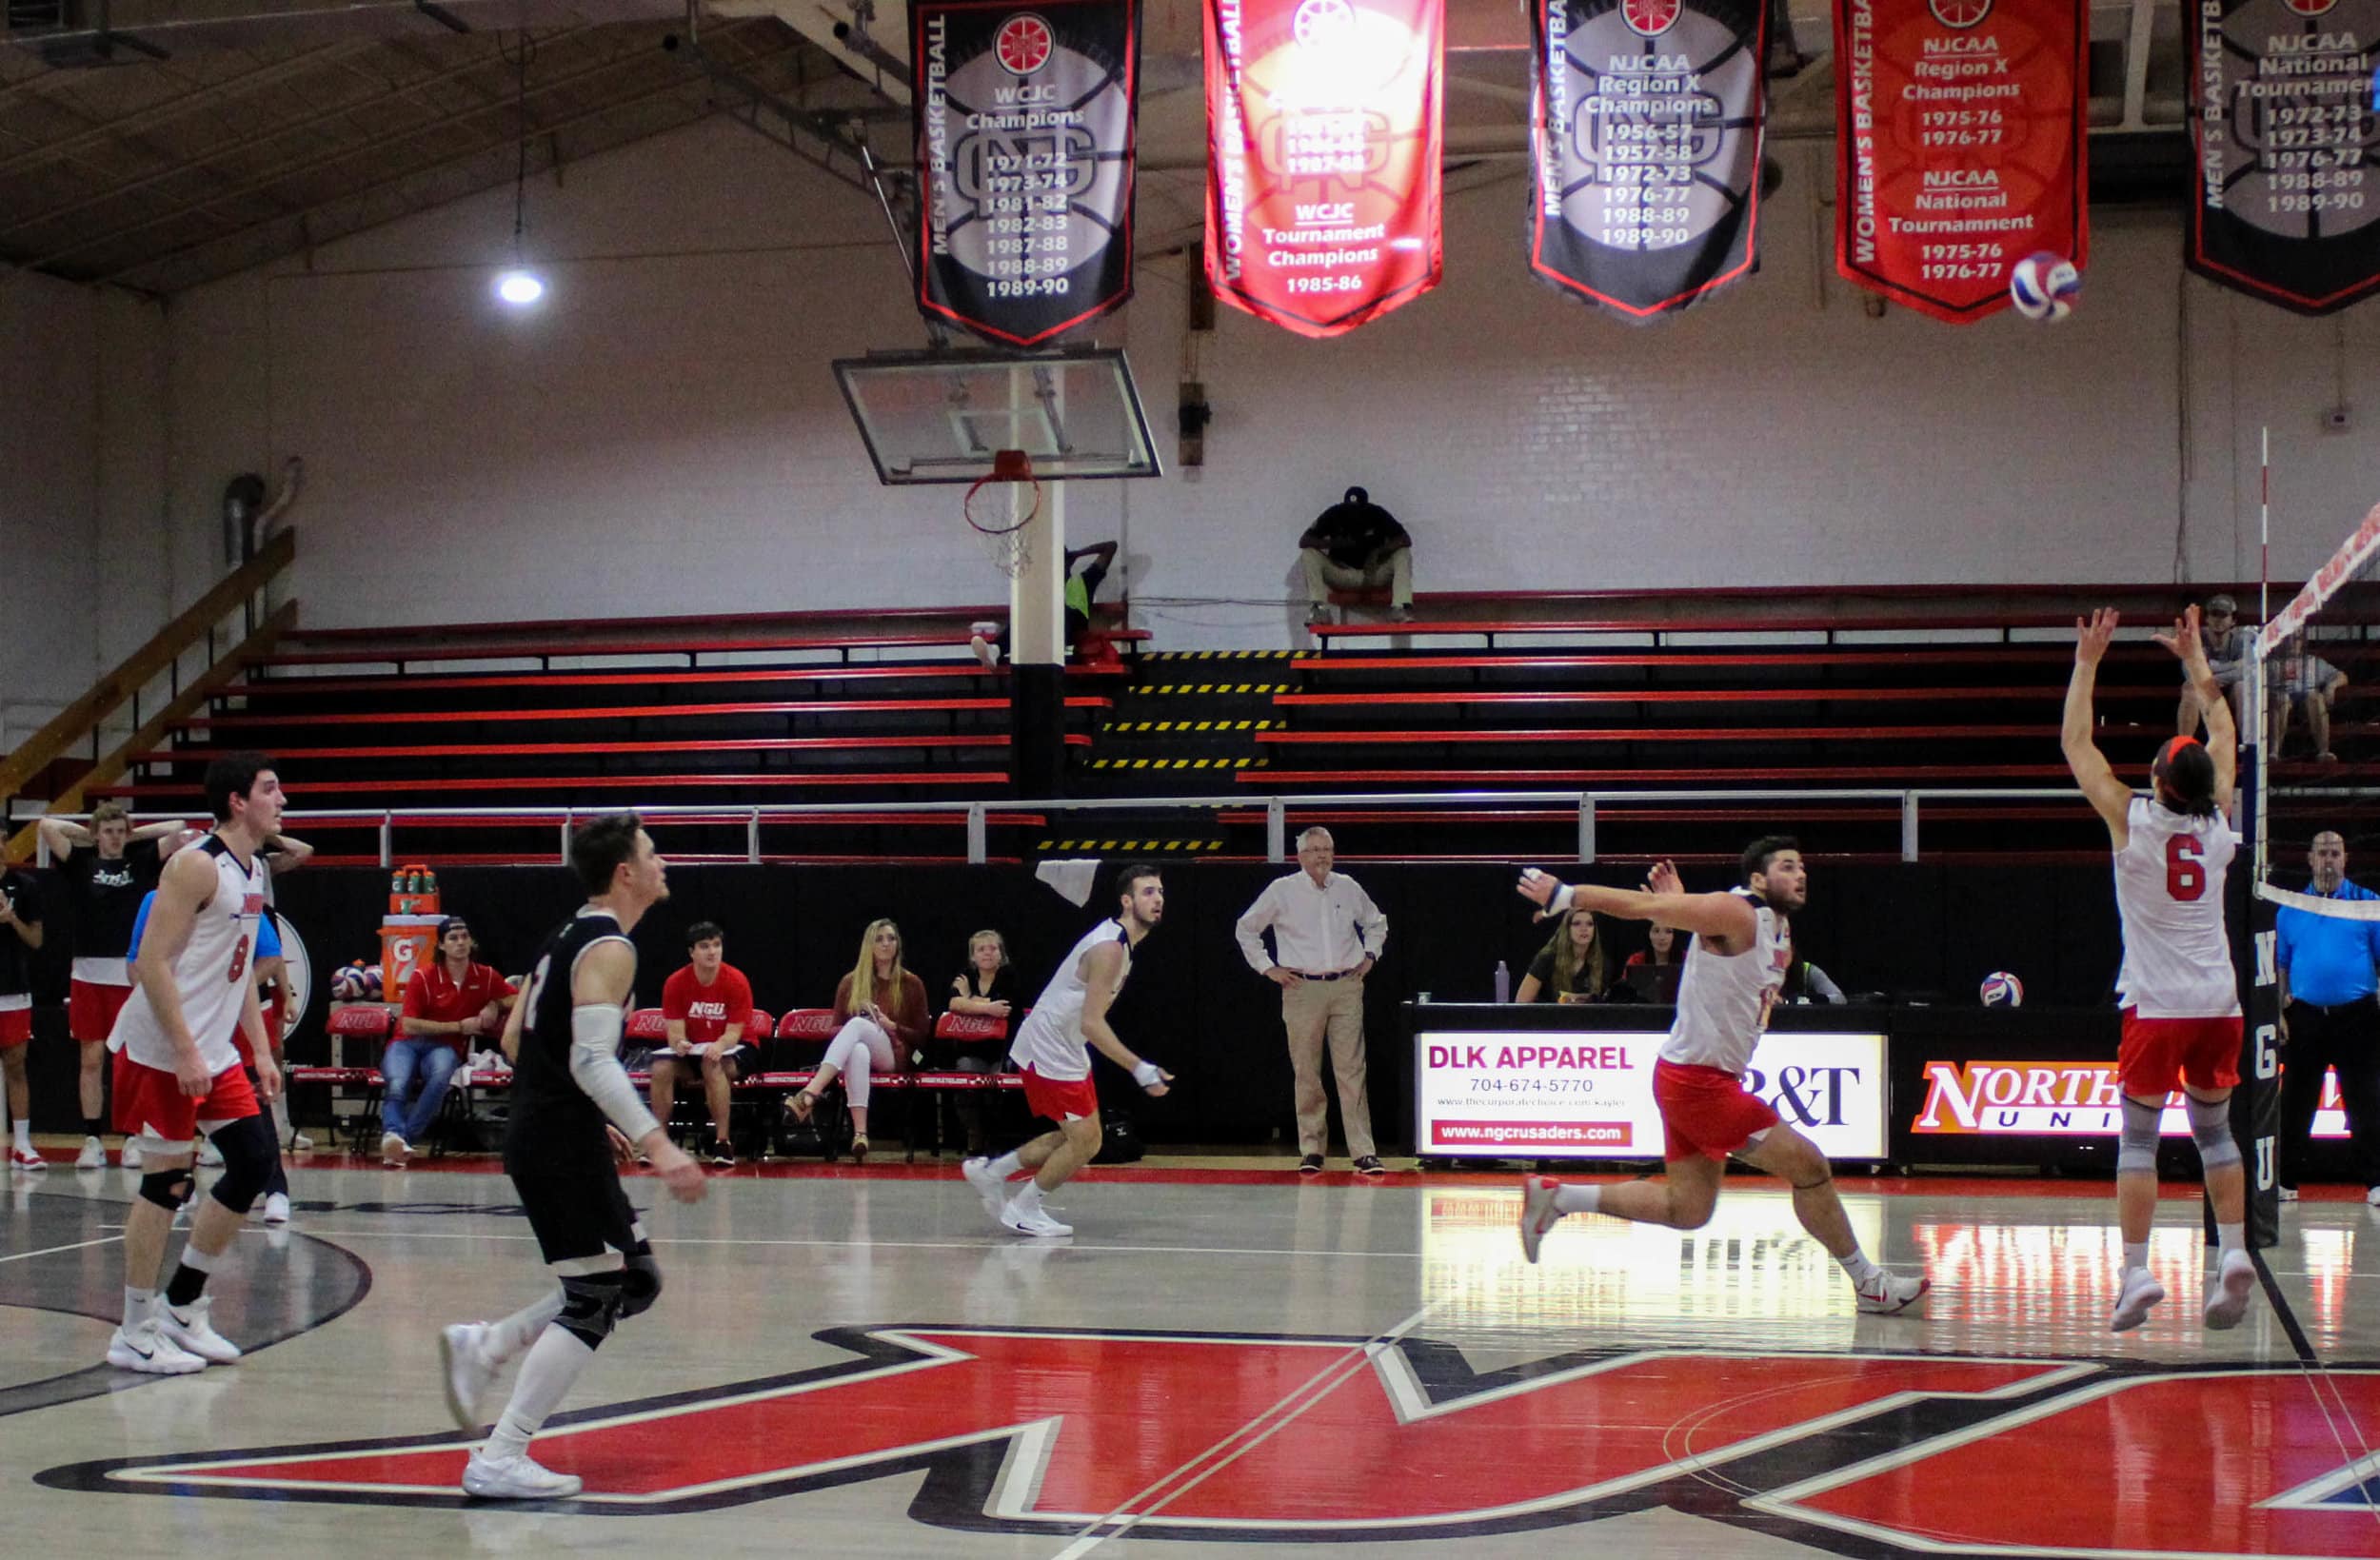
left=1000, top=1197, right=1074, bottom=1238
left=195, top=1137, right=224, bottom=1169
left=2204, top=1249, right=2256, bottom=1331
left=462, top=1450, right=582, bottom=1500
left=10, top=1145, right=47, bottom=1172
left=2278, top=1186, right=2300, bottom=1203
left=288, top=1130, right=316, bottom=1153
left=119, top=1139, right=143, bottom=1170
left=440, top=1323, right=497, bottom=1432
left=962, top=1157, right=1009, bottom=1224
left=1854, top=1271, right=1932, bottom=1315
left=107, top=1314, right=207, bottom=1375
left=2367, top=1186, right=2380, bottom=1208
left=1518, top=1175, right=1562, bottom=1265
left=159, top=1295, right=242, bottom=1364
left=261, top=1192, right=291, bottom=1226
left=2110, top=1267, right=2166, bottom=1333
left=380, top=1133, right=409, bottom=1167
left=75, top=1136, right=106, bottom=1169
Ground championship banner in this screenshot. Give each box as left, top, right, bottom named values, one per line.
left=913, top=0, right=1140, bottom=346
left=1835, top=0, right=2089, bottom=324
left=2189, top=0, right=2380, bottom=315
left=1527, top=0, right=1767, bottom=319
left=1202, top=0, right=1444, bottom=338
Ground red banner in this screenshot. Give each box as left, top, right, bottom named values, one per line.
left=1835, top=0, right=2088, bottom=324
left=1203, top=0, right=1443, bottom=337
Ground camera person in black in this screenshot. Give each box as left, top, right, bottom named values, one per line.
left=437, top=813, right=704, bottom=1502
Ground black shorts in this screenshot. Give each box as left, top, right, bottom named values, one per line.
left=513, top=1171, right=645, bottom=1272
left=648, top=1045, right=753, bottom=1079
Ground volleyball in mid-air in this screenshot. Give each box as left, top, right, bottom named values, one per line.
left=1980, top=971, right=2025, bottom=1007
left=2009, top=253, right=2080, bottom=322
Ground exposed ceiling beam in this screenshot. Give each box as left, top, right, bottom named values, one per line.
left=709, top=0, right=908, bottom=106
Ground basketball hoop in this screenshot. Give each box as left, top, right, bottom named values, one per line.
left=963, top=449, right=1042, bottom=580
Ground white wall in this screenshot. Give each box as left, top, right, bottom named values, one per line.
left=0, top=275, right=169, bottom=742
left=146, top=117, right=2380, bottom=650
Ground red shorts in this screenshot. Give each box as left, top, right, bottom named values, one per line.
left=0, top=1007, right=28, bottom=1049
left=1021, top=1067, right=1099, bottom=1124
left=69, top=978, right=134, bottom=1043
left=1654, top=1058, right=1781, bottom=1163
left=2118, top=1009, right=2242, bottom=1097
left=111, top=1053, right=260, bottom=1145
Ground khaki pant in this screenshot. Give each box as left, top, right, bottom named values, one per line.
left=1300, top=548, right=1413, bottom=609
left=1282, top=977, right=1375, bottom=1158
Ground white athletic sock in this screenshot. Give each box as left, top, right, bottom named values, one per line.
left=2216, top=1222, right=2246, bottom=1255
left=985, top=1151, right=1022, bottom=1180
left=482, top=1325, right=595, bottom=1463
left=1837, top=1249, right=1881, bottom=1287
left=123, top=1285, right=155, bottom=1329
left=2122, top=1240, right=2150, bottom=1275
left=486, top=1292, right=565, bottom=1366
left=1551, top=1184, right=1602, bottom=1215
left=1007, top=1180, right=1044, bottom=1213
left=11, top=1118, right=30, bottom=1152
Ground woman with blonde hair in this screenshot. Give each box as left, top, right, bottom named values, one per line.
left=944, top=929, right=1018, bottom=1156
left=789, top=918, right=930, bottom=1160
left=1514, top=907, right=1611, bottom=1004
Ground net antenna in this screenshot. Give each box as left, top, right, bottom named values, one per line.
left=963, top=448, right=1042, bottom=580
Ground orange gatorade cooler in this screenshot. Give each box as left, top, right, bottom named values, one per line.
left=379, top=914, right=444, bottom=1005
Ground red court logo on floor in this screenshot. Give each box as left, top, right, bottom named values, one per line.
left=38, top=1330, right=2377, bottom=1553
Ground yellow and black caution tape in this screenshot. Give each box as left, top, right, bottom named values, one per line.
left=1036, top=839, right=1225, bottom=853
left=1088, top=756, right=1259, bottom=770
left=1138, top=682, right=1288, bottom=696
left=1101, top=720, right=1278, bottom=733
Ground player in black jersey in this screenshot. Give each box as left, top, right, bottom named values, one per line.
left=437, top=813, right=705, bottom=1500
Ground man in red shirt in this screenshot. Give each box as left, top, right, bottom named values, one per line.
left=655, top=921, right=755, bottom=1167
left=385, top=918, right=515, bottom=1166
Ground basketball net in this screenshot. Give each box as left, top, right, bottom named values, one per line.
left=964, top=449, right=1042, bottom=582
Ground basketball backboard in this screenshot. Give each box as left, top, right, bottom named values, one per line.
left=832, top=346, right=1162, bottom=484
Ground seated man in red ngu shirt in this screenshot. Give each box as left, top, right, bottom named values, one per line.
left=386, top=916, right=516, bottom=1165
left=654, top=920, right=756, bottom=1167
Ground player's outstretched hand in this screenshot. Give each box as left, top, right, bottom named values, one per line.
left=2075, top=606, right=2120, bottom=667
left=1646, top=860, right=1684, bottom=898
left=2152, top=604, right=2211, bottom=679
left=1516, top=866, right=1557, bottom=907
left=647, top=1139, right=708, bottom=1203
left=1144, top=1070, right=1173, bottom=1099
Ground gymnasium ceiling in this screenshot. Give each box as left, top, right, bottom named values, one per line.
left=1, top=0, right=2192, bottom=296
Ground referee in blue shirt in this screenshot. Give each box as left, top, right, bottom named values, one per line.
left=2273, top=830, right=2380, bottom=1204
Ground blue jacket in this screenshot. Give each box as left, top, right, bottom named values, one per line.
left=2275, top=879, right=2380, bottom=1006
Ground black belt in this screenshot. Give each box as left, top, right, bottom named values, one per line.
left=1291, top=969, right=1360, bottom=981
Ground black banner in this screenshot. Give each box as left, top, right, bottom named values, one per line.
left=2189, top=0, right=2380, bottom=315
left=1528, top=0, right=1767, bottom=319
left=914, top=0, right=1140, bottom=345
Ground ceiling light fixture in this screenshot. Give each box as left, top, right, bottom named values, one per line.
left=494, top=31, right=545, bottom=308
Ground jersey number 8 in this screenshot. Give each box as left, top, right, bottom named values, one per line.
left=2165, top=836, right=2207, bottom=901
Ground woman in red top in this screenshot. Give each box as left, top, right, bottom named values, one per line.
left=789, top=918, right=928, bottom=1160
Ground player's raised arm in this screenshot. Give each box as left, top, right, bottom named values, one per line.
left=2155, top=605, right=2235, bottom=811
left=2064, top=608, right=2133, bottom=843
left=1518, top=863, right=1756, bottom=950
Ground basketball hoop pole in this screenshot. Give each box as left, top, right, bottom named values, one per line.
left=1007, top=369, right=1068, bottom=799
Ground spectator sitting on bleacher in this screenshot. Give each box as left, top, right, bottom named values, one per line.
left=971, top=541, right=1121, bottom=668
left=653, top=920, right=756, bottom=1170
left=787, top=918, right=929, bottom=1162
left=2271, top=635, right=2348, bottom=762
left=384, top=917, right=514, bottom=1168
left=1515, top=908, right=1612, bottom=1004
left=2179, top=594, right=2252, bottom=741
left=1299, top=485, right=1413, bottom=625
left=944, top=929, right=1020, bottom=1157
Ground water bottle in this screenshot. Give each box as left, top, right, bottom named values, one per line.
left=1493, top=960, right=1510, bottom=1004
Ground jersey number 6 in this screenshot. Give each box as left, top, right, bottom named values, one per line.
left=2165, top=836, right=2206, bottom=901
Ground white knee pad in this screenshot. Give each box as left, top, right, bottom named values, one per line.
left=2187, top=1093, right=2242, bottom=1169
left=2117, top=1096, right=2162, bottom=1175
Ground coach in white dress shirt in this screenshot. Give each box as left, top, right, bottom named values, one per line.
left=1235, top=828, right=1389, bottom=1175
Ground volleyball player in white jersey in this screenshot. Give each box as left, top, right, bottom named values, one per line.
left=102, top=754, right=288, bottom=1374
left=1514, top=840, right=1931, bottom=1315
left=962, top=864, right=1172, bottom=1237
left=2065, top=606, right=2255, bottom=1332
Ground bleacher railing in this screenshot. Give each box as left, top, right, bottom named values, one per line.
left=18, top=787, right=2092, bottom=868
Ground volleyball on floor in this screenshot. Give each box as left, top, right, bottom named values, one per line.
left=1980, top=972, right=2025, bottom=1007
left=2008, top=253, right=2080, bottom=321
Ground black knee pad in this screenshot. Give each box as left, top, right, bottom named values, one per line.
left=558, top=1271, right=628, bottom=1350
left=206, top=1113, right=281, bottom=1214
left=619, top=1250, right=664, bottom=1319
left=138, top=1169, right=194, bottom=1213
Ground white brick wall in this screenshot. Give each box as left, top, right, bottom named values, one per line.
left=83, top=118, right=2380, bottom=652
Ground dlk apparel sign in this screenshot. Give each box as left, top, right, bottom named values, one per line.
left=913, top=0, right=1140, bottom=346
left=2188, top=0, right=2380, bottom=315
left=1528, top=0, right=1768, bottom=318
left=1835, top=0, right=2089, bottom=323
left=1203, top=0, right=1445, bottom=337
left=1415, top=1029, right=1889, bottom=1159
